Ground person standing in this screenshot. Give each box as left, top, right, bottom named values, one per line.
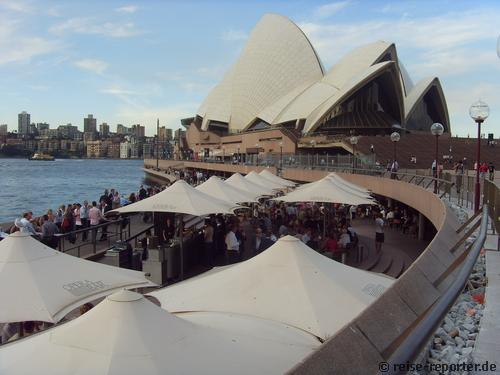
left=80, top=200, right=90, bottom=241
left=41, top=214, right=59, bottom=249
left=375, top=213, right=385, bottom=254
left=89, top=201, right=104, bottom=242
left=253, top=227, right=273, bottom=255
left=390, top=160, right=399, bottom=180
left=479, top=162, right=488, bottom=180
left=454, top=160, right=464, bottom=194
left=73, top=203, right=82, bottom=241
left=488, top=162, right=495, bottom=181
left=225, top=224, right=240, bottom=265
left=203, top=219, right=214, bottom=267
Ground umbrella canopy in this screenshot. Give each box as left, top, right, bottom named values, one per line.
left=273, top=177, right=375, bottom=205
left=328, top=172, right=371, bottom=194
left=0, top=232, right=155, bottom=323
left=196, top=176, right=258, bottom=204
left=0, top=290, right=319, bottom=375
left=259, top=169, right=297, bottom=187
left=111, top=180, right=239, bottom=216
left=225, top=173, right=274, bottom=197
left=150, top=236, right=393, bottom=340
left=245, top=171, right=285, bottom=190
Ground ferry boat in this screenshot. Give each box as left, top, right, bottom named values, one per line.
left=29, top=153, right=55, bottom=161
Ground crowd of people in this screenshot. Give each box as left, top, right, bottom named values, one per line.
left=1, top=185, right=165, bottom=248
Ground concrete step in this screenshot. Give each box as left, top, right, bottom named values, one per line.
left=370, top=252, right=393, bottom=274
left=359, top=252, right=381, bottom=271
left=385, top=255, right=405, bottom=279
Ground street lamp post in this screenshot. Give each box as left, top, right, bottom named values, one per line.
left=222, top=146, right=225, bottom=164
left=310, top=140, right=316, bottom=168
left=430, top=123, right=444, bottom=194
left=279, top=141, right=283, bottom=176
left=390, top=132, right=400, bottom=178
left=350, top=136, right=358, bottom=171
left=469, top=100, right=490, bottom=212
left=255, top=143, right=260, bottom=166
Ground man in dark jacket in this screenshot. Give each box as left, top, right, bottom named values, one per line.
left=253, top=227, right=273, bottom=256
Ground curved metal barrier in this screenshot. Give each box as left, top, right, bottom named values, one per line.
left=382, top=206, right=488, bottom=375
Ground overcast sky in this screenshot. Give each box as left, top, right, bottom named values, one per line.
left=0, top=0, right=498, bottom=136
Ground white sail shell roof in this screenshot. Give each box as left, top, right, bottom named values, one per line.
left=197, top=13, right=324, bottom=131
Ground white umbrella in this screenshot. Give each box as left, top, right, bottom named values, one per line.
left=0, top=232, right=155, bottom=323
left=245, top=171, right=285, bottom=190
left=112, top=180, right=240, bottom=280
left=273, top=177, right=375, bottom=205
left=328, top=172, right=371, bottom=194
left=259, top=169, right=297, bottom=187
left=112, top=180, right=239, bottom=216
left=150, top=235, right=393, bottom=340
left=0, top=290, right=319, bottom=375
left=225, top=173, right=274, bottom=197
left=196, top=176, right=258, bottom=204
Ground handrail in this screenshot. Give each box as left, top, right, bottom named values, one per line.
left=380, top=206, right=489, bottom=375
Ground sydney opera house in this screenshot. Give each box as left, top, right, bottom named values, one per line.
left=181, top=14, right=450, bottom=162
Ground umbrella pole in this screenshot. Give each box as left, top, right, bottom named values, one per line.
left=323, top=210, right=326, bottom=239
left=180, top=215, right=184, bottom=281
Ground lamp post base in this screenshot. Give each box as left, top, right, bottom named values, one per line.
left=474, top=181, right=481, bottom=212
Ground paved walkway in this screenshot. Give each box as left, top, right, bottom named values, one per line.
left=347, top=218, right=429, bottom=277
left=472, top=234, right=500, bottom=374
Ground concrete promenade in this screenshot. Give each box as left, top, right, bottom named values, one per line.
left=473, top=234, right=500, bottom=374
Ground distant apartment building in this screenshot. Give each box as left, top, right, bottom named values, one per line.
left=60, top=139, right=70, bottom=151
left=69, top=141, right=83, bottom=153
left=0, top=124, right=7, bottom=135
left=131, top=124, right=145, bottom=138
left=130, top=142, right=140, bottom=158
left=18, top=111, right=31, bottom=135
left=143, top=142, right=153, bottom=159
left=120, top=141, right=130, bottom=158
left=29, top=123, right=37, bottom=134
left=36, top=122, right=49, bottom=132
left=116, top=124, right=129, bottom=135
left=83, top=114, right=97, bottom=133
left=39, top=128, right=59, bottom=139
left=86, top=140, right=103, bottom=158
left=103, top=140, right=120, bottom=158
left=24, top=139, right=36, bottom=152
left=99, top=122, right=110, bottom=138
left=174, top=129, right=186, bottom=140
left=58, top=124, right=78, bottom=139
left=83, top=131, right=96, bottom=145
left=158, top=126, right=173, bottom=141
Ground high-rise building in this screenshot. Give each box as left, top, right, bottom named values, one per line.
left=158, top=126, right=173, bottom=141
left=36, top=123, right=50, bottom=132
left=131, top=124, right=145, bottom=138
left=83, top=114, right=97, bottom=133
left=58, top=124, right=78, bottom=139
left=116, top=124, right=129, bottom=135
left=18, top=111, right=31, bottom=135
left=165, top=128, right=173, bottom=141
left=0, top=124, right=8, bottom=135
left=99, top=122, right=110, bottom=138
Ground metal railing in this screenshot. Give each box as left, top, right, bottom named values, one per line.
left=55, top=217, right=131, bottom=257
left=381, top=206, right=489, bottom=375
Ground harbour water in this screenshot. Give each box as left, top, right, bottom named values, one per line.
left=0, top=158, right=147, bottom=223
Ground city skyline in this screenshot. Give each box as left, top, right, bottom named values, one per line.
left=0, top=0, right=498, bottom=136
